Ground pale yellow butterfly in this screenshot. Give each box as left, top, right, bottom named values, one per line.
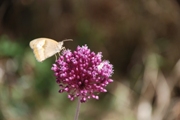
left=29, top=38, right=72, bottom=62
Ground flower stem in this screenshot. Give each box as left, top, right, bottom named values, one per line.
left=74, top=97, right=81, bottom=120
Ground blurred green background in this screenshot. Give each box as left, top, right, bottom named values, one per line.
left=1, top=0, right=180, bottom=120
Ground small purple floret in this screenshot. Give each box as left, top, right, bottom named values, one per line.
left=51, top=45, right=113, bottom=102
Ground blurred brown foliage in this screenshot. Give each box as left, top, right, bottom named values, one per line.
left=0, top=0, right=180, bottom=120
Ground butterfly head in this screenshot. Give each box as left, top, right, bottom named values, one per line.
left=57, top=39, right=73, bottom=49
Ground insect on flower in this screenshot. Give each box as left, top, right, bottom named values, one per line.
left=29, top=38, right=72, bottom=62
left=51, top=45, right=114, bottom=102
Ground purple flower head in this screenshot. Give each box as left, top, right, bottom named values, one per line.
left=51, top=45, right=113, bottom=102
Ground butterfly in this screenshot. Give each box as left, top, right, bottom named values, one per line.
left=29, top=38, right=72, bottom=62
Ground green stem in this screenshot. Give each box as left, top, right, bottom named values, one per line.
left=74, top=97, right=81, bottom=120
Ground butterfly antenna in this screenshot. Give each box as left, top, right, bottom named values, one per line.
left=62, top=39, right=73, bottom=42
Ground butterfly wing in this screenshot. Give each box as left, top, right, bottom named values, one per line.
left=43, top=39, right=61, bottom=58
left=29, top=38, right=60, bottom=62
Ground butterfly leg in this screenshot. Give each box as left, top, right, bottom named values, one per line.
left=56, top=47, right=66, bottom=58
left=58, top=52, right=60, bottom=57
left=59, top=47, right=66, bottom=55
left=61, top=47, right=66, bottom=51
left=55, top=54, right=57, bottom=61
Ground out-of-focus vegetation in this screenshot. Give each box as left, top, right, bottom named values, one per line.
left=0, top=0, right=180, bottom=120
